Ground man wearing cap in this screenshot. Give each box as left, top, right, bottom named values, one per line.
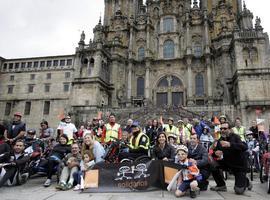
left=102, top=113, right=122, bottom=144
left=119, top=122, right=149, bottom=161
left=4, top=112, right=26, bottom=144
left=162, top=117, right=178, bottom=140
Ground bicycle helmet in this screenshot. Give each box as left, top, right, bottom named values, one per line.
left=176, top=145, right=188, bottom=154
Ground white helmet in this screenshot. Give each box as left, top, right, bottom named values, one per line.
left=176, top=145, right=188, bottom=154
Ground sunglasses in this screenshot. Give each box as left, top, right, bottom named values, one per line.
left=220, top=127, right=228, bottom=130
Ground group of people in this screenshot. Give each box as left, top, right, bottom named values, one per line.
left=0, top=112, right=269, bottom=198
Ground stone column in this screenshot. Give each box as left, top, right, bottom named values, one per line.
left=206, top=57, right=213, bottom=105
left=93, top=51, right=102, bottom=77
left=111, top=60, right=119, bottom=107
left=186, top=13, right=192, bottom=55
left=186, top=57, right=194, bottom=105
left=127, top=62, right=132, bottom=100
left=145, top=61, right=150, bottom=99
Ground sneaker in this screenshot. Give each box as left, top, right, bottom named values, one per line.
left=190, top=190, right=197, bottom=198
left=43, top=179, right=51, bottom=187
left=64, top=183, right=73, bottom=190
left=73, top=184, right=81, bottom=191
left=210, top=185, right=227, bottom=192
left=55, top=182, right=66, bottom=190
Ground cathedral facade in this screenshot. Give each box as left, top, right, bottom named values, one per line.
left=1, top=0, right=270, bottom=129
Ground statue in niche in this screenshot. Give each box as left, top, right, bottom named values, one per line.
left=214, top=79, right=224, bottom=98
left=116, top=84, right=127, bottom=101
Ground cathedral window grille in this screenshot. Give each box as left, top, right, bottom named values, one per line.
left=138, top=47, right=145, bottom=60
left=65, top=72, right=71, bottom=78
left=27, top=62, right=32, bottom=68
left=163, top=40, right=175, bottom=59
left=157, top=77, right=169, bottom=87
left=53, top=60, right=59, bottom=67
left=28, top=84, right=35, bottom=93
left=9, top=63, right=13, bottom=70
left=10, top=75, right=14, bottom=81
left=43, top=101, right=50, bottom=115
left=63, top=83, right=70, bottom=92
left=163, top=17, right=174, bottom=33
left=67, top=59, right=72, bottom=66
left=7, top=85, right=14, bottom=94
left=24, top=102, right=31, bottom=115
left=44, top=84, right=50, bottom=93
left=171, top=76, right=183, bottom=87
left=21, top=62, right=26, bottom=69
left=46, top=60, right=52, bottom=67
left=34, top=61, right=39, bottom=68
left=30, top=74, right=35, bottom=80
left=46, top=73, right=51, bottom=80
left=193, top=44, right=202, bottom=58
left=60, top=60, right=65, bottom=66
left=40, top=61, right=45, bottom=67
left=137, top=77, right=145, bottom=97
left=15, top=63, right=19, bottom=69
left=195, top=73, right=204, bottom=96
left=4, top=102, right=11, bottom=116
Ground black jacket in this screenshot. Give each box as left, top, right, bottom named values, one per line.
left=188, top=144, right=208, bottom=169
left=0, top=143, right=11, bottom=163
left=153, top=143, right=175, bottom=162
left=49, top=144, right=71, bottom=160
left=213, top=133, right=248, bottom=171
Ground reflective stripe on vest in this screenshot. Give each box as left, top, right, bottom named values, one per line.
left=129, top=132, right=149, bottom=150
left=232, top=126, right=245, bottom=141
left=105, top=123, right=120, bottom=143
left=164, top=125, right=178, bottom=135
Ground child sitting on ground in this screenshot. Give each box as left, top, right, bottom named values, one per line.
left=173, top=145, right=200, bottom=198
left=73, top=151, right=95, bottom=191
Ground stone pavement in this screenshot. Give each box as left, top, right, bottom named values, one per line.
left=0, top=175, right=269, bottom=200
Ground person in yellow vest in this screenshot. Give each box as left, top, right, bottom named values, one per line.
left=181, top=118, right=194, bottom=144
left=162, top=117, right=178, bottom=139
left=119, top=121, right=149, bottom=161
left=232, top=117, right=246, bottom=142
left=101, top=113, right=122, bottom=144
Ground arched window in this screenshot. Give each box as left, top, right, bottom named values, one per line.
left=137, top=77, right=145, bottom=97
left=138, top=47, right=145, bottom=60
left=193, top=43, right=202, bottom=58
left=195, top=73, right=204, bottom=96
left=171, top=76, right=183, bottom=87
left=156, top=76, right=184, bottom=106
left=163, top=17, right=174, bottom=32
left=163, top=40, right=175, bottom=59
left=157, top=77, right=168, bottom=87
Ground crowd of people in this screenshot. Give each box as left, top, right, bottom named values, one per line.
left=0, top=111, right=270, bottom=198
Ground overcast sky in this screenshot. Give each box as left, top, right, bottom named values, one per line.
left=0, top=0, right=269, bottom=59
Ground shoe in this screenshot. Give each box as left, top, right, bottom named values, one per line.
left=73, top=184, right=81, bottom=191
left=190, top=190, right=197, bottom=198
left=64, top=183, right=73, bottom=190
left=247, top=181, right=253, bottom=191
left=55, top=182, right=66, bottom=190
left=210, top=185, right=227, bottom=192
left=43, top=179, right=51, bottom=187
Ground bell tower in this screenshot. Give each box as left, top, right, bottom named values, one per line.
left=104, top=0, right=142, bottom=26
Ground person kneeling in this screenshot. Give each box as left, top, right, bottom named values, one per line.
left=174, top=145, right=200, bottom=198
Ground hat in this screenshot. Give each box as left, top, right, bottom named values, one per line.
left=131, top=121, right=140, bottom=128
left=246, top=130, right=253, bottom=136
left=168, top=117, right=174, bottom=121
left=176, top=145, right=188, bottom=154
left=219, top=115, right=226, bottom=120
left=167, top=134, right=177, bottom=139
left=14, top=112, right=22, bottom=117
left=177, top=119, right=184, bottom=123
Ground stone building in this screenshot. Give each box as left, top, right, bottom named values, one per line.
left=1, top=0, right=270, bottom=130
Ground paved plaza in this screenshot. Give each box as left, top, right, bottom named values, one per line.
left=0, top=175, right=269, bottom=200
